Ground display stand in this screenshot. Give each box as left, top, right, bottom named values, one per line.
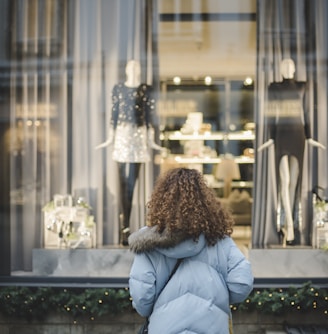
left=32, top=248, right=134, bottom=277
left=249, top=248, right=328, bottom=278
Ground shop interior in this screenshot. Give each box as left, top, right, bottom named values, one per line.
left=156, top=0, right=256, bottom=254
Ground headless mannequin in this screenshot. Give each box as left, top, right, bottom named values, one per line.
left=96, top=59, right=164, bottom=245
left=258, top=58, right=325, bottom=246
left=119, top=60, right=141, bottom=246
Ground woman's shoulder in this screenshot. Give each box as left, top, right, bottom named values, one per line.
left=214, top=235, right=234, bottom=247
left=211, top=236, right=240, bottom=259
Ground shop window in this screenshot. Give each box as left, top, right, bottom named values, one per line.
left=157, top=0, right=256, bottom=253
left=0, top=0, right=160, bottom=279
left=0, top=0, right=327, bottom=283
left=0, top=0, right=257, bottom=279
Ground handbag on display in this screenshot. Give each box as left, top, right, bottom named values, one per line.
left=137, top=258, right=183, bottom=334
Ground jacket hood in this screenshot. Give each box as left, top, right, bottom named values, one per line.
left=128, top=226, right=206, bottom=259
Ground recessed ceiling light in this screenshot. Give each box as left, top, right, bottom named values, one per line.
left=173, top=76, right=181, bottom=85
left=244, top=77, right=253, bottom=86
left=204, top=76, right=212, bottom=85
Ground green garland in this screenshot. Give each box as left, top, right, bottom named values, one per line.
left=231, top=281, right=328, bottom=315
left=0, top=282, right=327, bottom=321
left=0, top=287, right=133, bottom=321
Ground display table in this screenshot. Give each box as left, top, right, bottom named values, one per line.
left=249, top=248, right=328, bottom=278
left=33, top=247, right=328, bottom=279
left=32, top=248, right=134, bottom=277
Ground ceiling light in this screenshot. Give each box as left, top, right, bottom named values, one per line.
left=244, top=77, right=253, bottom=86
left=204, top=76, right=212, bottom=85
left=173, top=76, right=181, bottom=85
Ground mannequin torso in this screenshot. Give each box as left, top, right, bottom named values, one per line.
left=268, top=78, right=307, bottom=169
left=110, top=60, right=155, bottom=162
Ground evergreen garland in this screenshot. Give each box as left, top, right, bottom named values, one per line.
left=0, top=282, right=327, bottom=321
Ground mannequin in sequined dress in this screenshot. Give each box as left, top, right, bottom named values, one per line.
left=97, top=59, right=163, bottom=245
left=258, top=58, right=325, bottom=246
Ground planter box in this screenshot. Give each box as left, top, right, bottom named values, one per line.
left=0, top=310, right=326, bottom=334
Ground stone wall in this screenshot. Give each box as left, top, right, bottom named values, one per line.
left=0, top=310, right=326, bottom=334
left=232, top=310, right=327, bottom=334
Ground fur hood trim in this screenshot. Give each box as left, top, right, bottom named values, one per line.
left=128, top=226, right=187, bottom=254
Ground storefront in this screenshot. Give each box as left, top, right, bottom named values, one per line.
left=0, top=0, right=327, bottom=284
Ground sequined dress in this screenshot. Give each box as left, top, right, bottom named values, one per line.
left=111, top=83, right=155, bottom=162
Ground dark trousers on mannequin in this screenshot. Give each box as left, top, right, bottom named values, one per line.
left=118, top=162, right=141, bottom=246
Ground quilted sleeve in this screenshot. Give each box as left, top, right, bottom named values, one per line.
left=129, top=253, right=156, bottom=317
left=225, top=239, right=254, bottom=304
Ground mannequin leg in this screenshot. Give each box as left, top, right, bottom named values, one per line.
left=279, top=155, right=295, bottom=244
left=118, top=162, right=141, bottom=245
left=288, top=156, right=300, bottom=242
left=288, top=156, right=299, bottom=209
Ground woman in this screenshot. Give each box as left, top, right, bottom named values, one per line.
left=129, top=168, right=253, bottom=334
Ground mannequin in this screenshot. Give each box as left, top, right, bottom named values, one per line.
left=258, top=58, right=325, bottom=246
left=96, top=59, right=163, bottom=245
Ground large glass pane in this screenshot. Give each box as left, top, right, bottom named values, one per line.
left=0, top=0, right=160, bottom=279
left=249, top=0, right=328, bottom=278
left=9, top=0, right=68, bottom=274
left=157, top=0, right=256, bottom=252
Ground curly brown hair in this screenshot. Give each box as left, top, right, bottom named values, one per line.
left=146, top=167, right=234, bottom=246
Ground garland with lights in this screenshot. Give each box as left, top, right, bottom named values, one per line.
left=231, top=281, right=328, bottom=315
left=0, top=282, right=327, bottom=322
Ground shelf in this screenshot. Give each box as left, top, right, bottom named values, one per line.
left=166, top=154, right=254, bottom=164
left=160, top=130, right=255, bottom=141
left=209, top=180, right=253, bottom=189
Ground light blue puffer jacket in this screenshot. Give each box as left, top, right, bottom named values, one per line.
left=129, top=227, right=253, bottom=334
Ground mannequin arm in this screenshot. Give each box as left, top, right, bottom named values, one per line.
left=307, top=138, right=326, bottom=150
left=95, top=139, right=112, bottom=150
left=95, top=126, right=114, bottom=150
left=258, top=139, right=274, bottom=152
left=147, top=127, right=167, bottom=152
left=150, top=141, right=167, bottom=152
